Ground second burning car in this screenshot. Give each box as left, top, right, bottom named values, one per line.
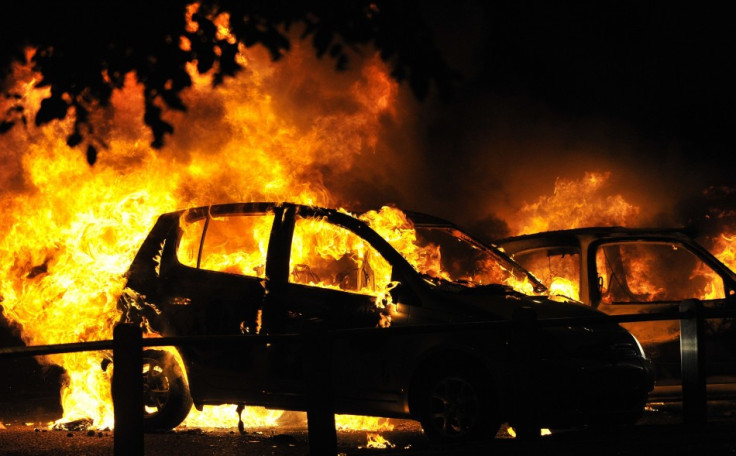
left=497, top=227, right=736, bottom=400
left=118, top=203, right=653, bottom=441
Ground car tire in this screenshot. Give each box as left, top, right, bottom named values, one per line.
left=141, top=350, right=193, bottom=431
left=416, top=364, right=501, bottom=443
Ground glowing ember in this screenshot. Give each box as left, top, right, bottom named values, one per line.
left=506, top=426, right=552, bottom=438
left=365, top=432, right=395, bottom=449
left=337, top=416, right=394, bottom=433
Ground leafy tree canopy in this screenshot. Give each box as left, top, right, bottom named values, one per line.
left=0, top=1, right=453, bottom=163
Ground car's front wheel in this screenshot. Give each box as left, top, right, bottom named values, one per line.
left=141, top=350, right=192, bottom=431
left=416, top=365, right=500, bottom=443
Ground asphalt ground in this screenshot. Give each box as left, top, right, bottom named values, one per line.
left=3, top=402, right=736, bottom=456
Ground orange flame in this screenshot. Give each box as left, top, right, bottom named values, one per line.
left=365, top=431, right=395, bottom=449
left=511, top=173, right=736, bottom=348
left=712, top=232, right=736, bottom=272
left=513, top=171, right=640, bottom=235
left=0, top=39, right=399, bottom=431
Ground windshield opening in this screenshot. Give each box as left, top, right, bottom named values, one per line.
left=412, top=226, right=544, bottom=294
left=359, top=206, right=545, bottom=295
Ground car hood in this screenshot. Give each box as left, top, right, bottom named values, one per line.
left=425, top=284, right=642, bottom=358
left=427, top=283, right=597, bottom=319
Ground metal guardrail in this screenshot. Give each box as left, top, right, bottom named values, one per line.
left=0, top=299, right=727, bottom=454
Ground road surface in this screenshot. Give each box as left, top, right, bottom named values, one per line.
left=4, top=402, right=736, bottom=456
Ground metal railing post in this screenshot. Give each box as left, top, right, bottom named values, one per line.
left=512, top=305, right=540, bottom=441
left=113, top=323, right=144, bottom=456
left=304, top=330, right=337, bottom=455
left=5, top=303, right=731, bottom=454
left=680, top=299, right=706, bottom=425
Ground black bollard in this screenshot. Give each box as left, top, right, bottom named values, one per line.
left=512, top=306, right=540, bottom=441
left=680, top=299, right=706, bottom=425
left=113, top=323, right=144, bottom=456
left=304, top=331, right=337, bottom=455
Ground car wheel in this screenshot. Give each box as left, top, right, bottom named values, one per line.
left=141, top=350, right=193, bottom=431
left=417, top=366, right=500, bottom=443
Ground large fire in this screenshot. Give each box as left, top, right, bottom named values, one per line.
left=508, top=172, right=736, bottom=304
left=0, top=35, right=400, bottom=431
left=506, top=171, right=640, bottom=300
left=512, top=171, right=641, bottom=236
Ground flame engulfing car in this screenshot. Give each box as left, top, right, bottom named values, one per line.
left=497, top=227, right=736, bottom=400
left=118, top=203, right=653, bottom=442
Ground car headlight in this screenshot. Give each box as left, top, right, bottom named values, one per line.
left=631, top=334, right=646, bottom=359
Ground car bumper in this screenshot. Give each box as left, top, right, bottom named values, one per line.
left=529, top=356, right=655, bottom=428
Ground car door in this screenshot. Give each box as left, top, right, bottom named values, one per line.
left=160, top=204, right=276, bottom=399
left=590, top=240, right=736, bottom=385
left=260, top=208, right=404, bottom=409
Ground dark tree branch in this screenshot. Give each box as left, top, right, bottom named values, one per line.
left=0, top=1, right=455, bottom=163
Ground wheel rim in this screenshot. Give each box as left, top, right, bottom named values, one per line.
left=427, top=376, right=480, bottom=438
left=142, top=359, right=171, bottom=417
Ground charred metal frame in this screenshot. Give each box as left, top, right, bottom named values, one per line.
left=498, top=227, right=736, bottom=413
left=680, top=299, right=707, bottom=424
left=0, top=302, right=716, bottom=454
left=497, top=227, right=736, bottom=310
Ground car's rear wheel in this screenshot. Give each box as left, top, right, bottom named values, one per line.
left=141, top=350, right=192, bottom=431
left=416, top=366, right=501, bottom=443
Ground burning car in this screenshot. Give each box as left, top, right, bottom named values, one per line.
left=497, top=227, right=736, bottom=400
left=118, top=203, right=653, bottom=441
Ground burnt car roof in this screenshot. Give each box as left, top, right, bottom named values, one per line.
left=496, top=226, right=698, bottom=253
left=173, top=203, right=458, bottom=227
left=403, top=210, right=457, bottom=227
left=497, top=225, right=736, bottom=285
left=154, top=202, right=545, bottom=291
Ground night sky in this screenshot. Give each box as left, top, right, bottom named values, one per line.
left=394, top=2, right=736, bottom=237
left=2, top=2, right=734, bottom=235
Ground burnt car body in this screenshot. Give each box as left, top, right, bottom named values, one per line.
left=497, top=227, right=736, bottom=400
left=118, top=203, right=653, bottom=441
